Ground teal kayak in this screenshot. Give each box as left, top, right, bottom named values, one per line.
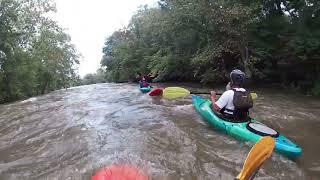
left=192, top=95, right=302, bottom=160
left=140, top=86, right=151, bottom=93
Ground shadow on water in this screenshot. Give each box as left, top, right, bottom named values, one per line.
left=0, top=83, right=319, bottom=179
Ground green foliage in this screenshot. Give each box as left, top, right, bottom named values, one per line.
left=100, top=0, right=320, bottom=93
left=311, top=82, right=320, bottom=96
left=0, top=0, right=80, bottom=103
left=82, top=69, right=106, bottom=85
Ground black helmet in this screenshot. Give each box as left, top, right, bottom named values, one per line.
left=230, top=69, right=245, bottom=86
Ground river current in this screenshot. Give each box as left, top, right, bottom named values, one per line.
left=0, top=83, right=319, bottom=179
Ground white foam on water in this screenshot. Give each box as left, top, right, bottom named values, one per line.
left=20, top=97, right=37, bottom=103
left=171, top=104, right=194, bottom=113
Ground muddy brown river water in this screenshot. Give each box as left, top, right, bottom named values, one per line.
left=0, top=83, right=319, bottom=179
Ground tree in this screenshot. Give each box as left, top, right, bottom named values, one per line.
left=0, top=0, right=80, bottom=103
left=100, top=0, right=320, bottom=94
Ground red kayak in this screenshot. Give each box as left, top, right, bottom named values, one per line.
left=149, top=88, right=163, bottom=96
left=92, top=165, right=148, bottom=180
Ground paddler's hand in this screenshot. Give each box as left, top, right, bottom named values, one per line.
left=210, top=91, right=217, bottom=104
left=210, top=91, right=216, bottom=97
left=210, top=91, right=217, bottom=112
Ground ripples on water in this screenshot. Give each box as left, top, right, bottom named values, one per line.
left=0, top=83, right=319, bottom=179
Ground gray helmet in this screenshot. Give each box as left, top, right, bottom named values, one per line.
left=230, top=69, right=245, bottom=86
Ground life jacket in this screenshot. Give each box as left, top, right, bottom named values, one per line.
left=140, top=81, right=149, bottom=88
left=225, top=88, right=253, bottom=120
left=233, top=88, right=253, bottom=120
left=143, top=82, right=149, bottom=87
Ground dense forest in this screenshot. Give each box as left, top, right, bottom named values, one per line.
left=81, top=69, right=106, bottom=85
left=0, top=0, right=80, bottom=103
left=101, top=0, right=320, bottom=95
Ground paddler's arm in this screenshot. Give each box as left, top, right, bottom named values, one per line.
left=211, top=91, right=221, bottom=112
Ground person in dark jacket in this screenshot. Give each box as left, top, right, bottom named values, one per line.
left=139, top=77, right=150, bottom=88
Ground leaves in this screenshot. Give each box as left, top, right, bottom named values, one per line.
left=0, top=0, right=80, bottom=103
left=100, top=0, right=320, bottom=93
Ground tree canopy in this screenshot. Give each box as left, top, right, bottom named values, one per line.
left=101, top=0, right=320, bottom=94
left=0, top=0, right=80, bottom=103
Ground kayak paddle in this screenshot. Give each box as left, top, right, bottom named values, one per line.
left=236, top=136, right=275, bottom=180
left=161, top=87, right=258, bottom=100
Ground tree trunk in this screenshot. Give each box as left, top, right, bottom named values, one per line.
left=4, top=73, right=13, bottom=101
left=240, top=46, right=252, bottom=79
left=41, top=79, right=48, bottom=94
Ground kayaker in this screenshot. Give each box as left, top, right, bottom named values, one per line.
left=211, top=69, right=253, bottom=120
left=136, top=72, right=158, bottom=83
left=139, top=77, right=150, bottom=88
left=136, top=72, right=142, bottom=81
left=136, top=72, right=146, bottom=82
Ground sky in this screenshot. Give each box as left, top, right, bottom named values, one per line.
left=54, top=0, right=158, bottom=77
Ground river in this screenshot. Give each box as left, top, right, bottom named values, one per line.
left=0, top=83, right=319, bottom=179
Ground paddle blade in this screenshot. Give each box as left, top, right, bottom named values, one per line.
left=236, top=136, right=275, bottom=180
left=250, top=93, right=258, bottom=100
left=149, top=88, right=163, bottom=96
left=163, top=87, right=190, bottom=99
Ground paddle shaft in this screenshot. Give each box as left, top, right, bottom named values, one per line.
left=162, top=87, right=257, bottom=100
left=190, top=92, right=222, bottom=95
